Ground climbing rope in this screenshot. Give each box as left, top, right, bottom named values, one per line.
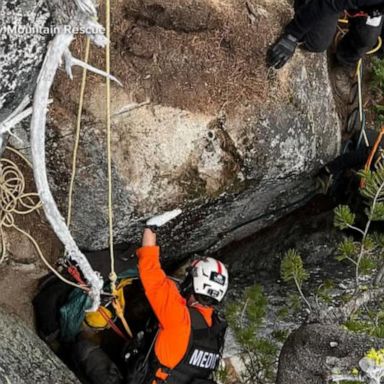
left=103, top=0, right=133, bottom=339
left=364, top=125, right=384, bottom=171
left=98, top=306, right=129, bottom=341
left=336, top=13, right=383, bottom=143
left=105, top=0, right=117, bottom=290
left=65, top=4, right=116, bottom=282
left=335, top=15, right=384, bottom=189
left=359, top=125, right=384, bottom=188
left=0, top=147, right=88, bottom=290
left=64, top=0, right=133, bottom=339
left=112, top=299, right=133, bottom=338
left=354, top=37, right=382, bottom=148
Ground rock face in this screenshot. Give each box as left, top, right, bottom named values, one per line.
left=43, top=0, right=340, bottom=257
left=277, top=324, right=383, bottom=384
left=0, top=306, right=80, bottom=383
left=7, top=0, right=340, bottom=260
left=0, top=0, right=51, bottom=123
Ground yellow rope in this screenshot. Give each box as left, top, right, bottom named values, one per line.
left=0, top=147, right=87, bottom=290
left=2, top=2, right=132, bottom=332
left=337, top=18, right=382, bottom=57
left=103, top=1, right=132, bottom=338
left=1, top=1, right=132, bottom=296
left=0, top=227, right=5, bottom=265
left=112, top=298, right=133, bottom=338
left=14, top=225, right=88, bottom=290
left=355, top=36, right=382, bottom=79
left=105, top=0, right=116, bottom=288
left=366, top=36, right=382, bottom=55
left=65, top=1, right=119, bottom=298
left=5, top=146, right=33, bottom=167
left=67, top=2, right=116, bottom=288
left=67, top=37, right=91, bottom=227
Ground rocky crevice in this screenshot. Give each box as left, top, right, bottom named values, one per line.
left=0, top=307, right=80, bottom=383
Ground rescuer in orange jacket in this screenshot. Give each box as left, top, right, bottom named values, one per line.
left=134, top=211, right=229, bottom=384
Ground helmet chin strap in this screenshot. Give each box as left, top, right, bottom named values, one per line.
left=189, top=294, right=211, bottom=308
left=187, top=293, right=199, bottom=306
left=189, top=293, right=216, bottom=308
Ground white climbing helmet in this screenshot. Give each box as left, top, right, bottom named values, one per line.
left=191, top=258, right=229, bottom=303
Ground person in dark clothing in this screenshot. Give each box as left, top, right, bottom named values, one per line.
left=317, top=129, right=384, bottom=196
left=267, top=0, right=384, bottom=69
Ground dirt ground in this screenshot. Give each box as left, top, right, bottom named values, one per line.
left=52, top=0, right=291, bottom=118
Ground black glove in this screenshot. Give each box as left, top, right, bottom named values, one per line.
left=267, top=34, right=298, bottom=69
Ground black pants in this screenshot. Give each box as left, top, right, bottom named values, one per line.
left=326, top=146, right=369, bottom=175
left=294, top=0, right=383, bottom=66
left=326, top=128, right=381, bottom=175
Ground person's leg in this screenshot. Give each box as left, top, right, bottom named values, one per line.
left=326, top=146, right=369, bottom=175
left=293, top=0, right=307, bottom=12
left=301, top=12, right=340, bottom=52
left=336, top=16, right=383, bottom=66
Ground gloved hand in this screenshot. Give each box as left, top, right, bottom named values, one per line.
left=267, top=34, right=298, bottom=69
left=146, top=209, right=182, bottom=228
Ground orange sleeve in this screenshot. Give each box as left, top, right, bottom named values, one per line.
left=136, top=246, right=190, bottom=329
left=137, top=246, right=191, bottom=368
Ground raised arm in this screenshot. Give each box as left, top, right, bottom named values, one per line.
left=136, top=228, right=189, bottom=330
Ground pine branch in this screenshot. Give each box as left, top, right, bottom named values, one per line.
left=312, top=288, right=384, bottom=324
left=329, top=374, right=364, bottom=382
left=347, top=224, right=365, bottom=237
left=294, top=276, right=312, bottom=311
left=356, top=176, right=384, bottom=287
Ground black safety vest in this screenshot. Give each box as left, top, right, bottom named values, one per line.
left=150, top=307, right=227, bottom=384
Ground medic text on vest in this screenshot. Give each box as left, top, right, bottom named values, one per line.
left=189, top=349, right=220, bottom=369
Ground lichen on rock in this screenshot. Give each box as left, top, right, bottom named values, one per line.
left=0, top=0, right=52, bottom=124
left=3, top=0, right=341, bottom=261
left=38, top=0, right=341, bottom=257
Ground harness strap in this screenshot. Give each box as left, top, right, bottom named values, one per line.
left=97, top=306, right=129, bottom=342
left=360, top=126, right=384, bottom=189
left=365, top=127, right=384, bottom=171
left=155, top=368, right=169, bottom=380
left=67, top=265, right=87, bottom=285
left=346, top=10, right=368, bottom=18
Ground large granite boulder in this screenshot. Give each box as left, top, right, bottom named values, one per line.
left=7, top=0, right=340, bottom=260
left=47, top=0, right=340, bottom=257
left=0, top=306, right=80, bottom=383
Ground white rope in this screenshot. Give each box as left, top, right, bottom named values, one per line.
left=30, top=30, right=103, bottom=311
left=0, top=147, right=87, bottom=290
